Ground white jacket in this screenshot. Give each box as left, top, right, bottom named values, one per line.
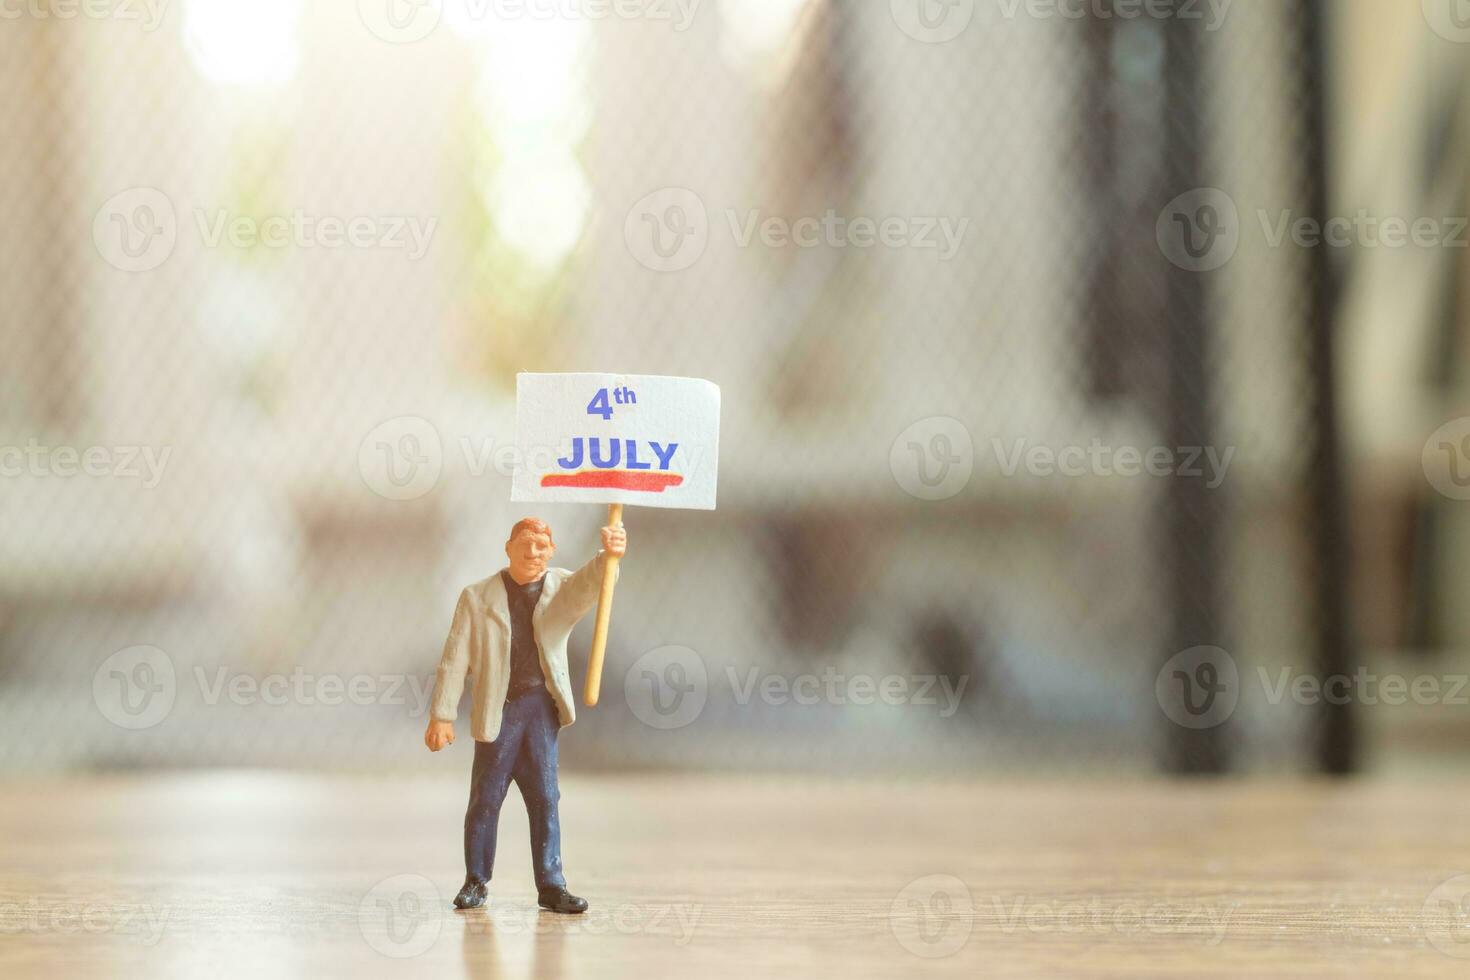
left=430, top=552, right=616, bottom=742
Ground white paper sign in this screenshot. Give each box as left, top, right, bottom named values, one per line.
left=511, top=373, right=720, bottom=510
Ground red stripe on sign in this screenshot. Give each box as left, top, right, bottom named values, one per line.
left=540, top=471, right=685, bottom=493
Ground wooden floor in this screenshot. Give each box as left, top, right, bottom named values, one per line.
left=4, top=772, right=1470, bottom=977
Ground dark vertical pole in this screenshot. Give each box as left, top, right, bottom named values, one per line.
left=1160, top=5, right=1228, bottom=774
left=1080, top=13, right=1123, bottom=404
left=1297, top=0, right=1357, bottom=774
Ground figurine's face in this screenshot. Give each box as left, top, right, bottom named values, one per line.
left=506, top=529, right=555, bottom=584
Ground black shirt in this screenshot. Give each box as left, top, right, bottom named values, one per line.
left=501, top=570, right=548, bottom=702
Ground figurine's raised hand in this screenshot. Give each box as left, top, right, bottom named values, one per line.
left=600, top=524, right=627, bottom=558
left=425, top=719, right=454, bottom=752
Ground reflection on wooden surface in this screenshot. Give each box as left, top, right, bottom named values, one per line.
left=2, top=772, right=1470, bottom=978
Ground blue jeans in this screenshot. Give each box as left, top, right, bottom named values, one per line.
left=463, top=688, right=566, bottom=890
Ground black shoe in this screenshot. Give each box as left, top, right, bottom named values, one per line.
left=537, top=885, right=588, bottom=915
left=453, top=877, right=488, bottom=910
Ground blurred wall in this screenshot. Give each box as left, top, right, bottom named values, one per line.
left=0, top=0, right=1463, bottom=775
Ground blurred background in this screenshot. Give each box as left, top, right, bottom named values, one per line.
left=1, top=0, right=1467, bottom=779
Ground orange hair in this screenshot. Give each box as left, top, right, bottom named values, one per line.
left=507, top=517, right=553, bottom=545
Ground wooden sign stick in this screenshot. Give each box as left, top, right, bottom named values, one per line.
left=584, top=502, right=623, bottom=706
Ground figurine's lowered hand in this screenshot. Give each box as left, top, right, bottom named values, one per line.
left=600, top=524, right=627, bottom=558
left=425, top=719, right=455, bottom=752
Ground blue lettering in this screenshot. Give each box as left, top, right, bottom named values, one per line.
left=557, top=438, right=583, bottom=470
left=557, top=438, right=679, bottom=472
left=589, top=438, right=621, bottom=469
left=625, top=439, right=651, bottom=470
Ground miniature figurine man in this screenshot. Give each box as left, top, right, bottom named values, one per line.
left=425, top=516, right=626, bottom=914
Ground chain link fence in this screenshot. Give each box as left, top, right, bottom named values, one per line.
left=0, top=0, right=1383, bottom=775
